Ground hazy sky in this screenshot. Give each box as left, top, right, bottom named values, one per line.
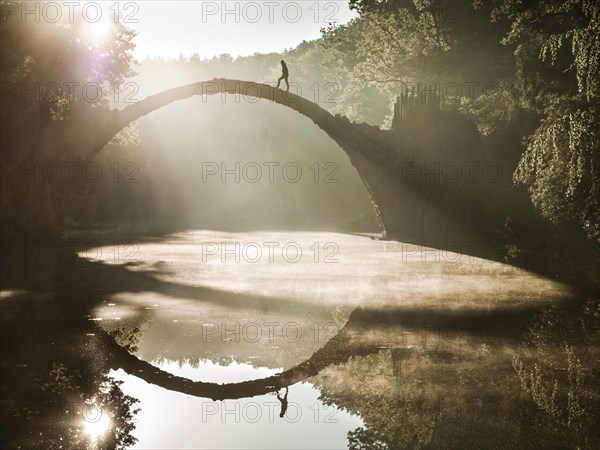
left=123, top=1, right=356, bottom=59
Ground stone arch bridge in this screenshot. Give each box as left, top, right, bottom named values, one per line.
left=75, top=78, right=505, bottom=247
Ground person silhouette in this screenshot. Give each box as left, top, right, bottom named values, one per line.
left=276, top=60, right=289, bottom=91
left=276, top=387, right=289, bottom=418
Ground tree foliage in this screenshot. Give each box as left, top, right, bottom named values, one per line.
left=0, top=1, right=138, bottom=239
left=514, top=99, right=599, bottom=239
left=320, top=0, right=599, bottom=241
left=489, top=0, right=599, bottom=240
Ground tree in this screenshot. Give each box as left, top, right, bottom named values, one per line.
left=499, top=0, right=600, bottom=240
left=321, top=1, right=511, bottom=93
left=0, top=1, right=138, bottom=240
left=320, top=0, right=599, bottom=241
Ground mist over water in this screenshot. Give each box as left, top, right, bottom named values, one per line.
left=70, top=230, right=575, bottom=449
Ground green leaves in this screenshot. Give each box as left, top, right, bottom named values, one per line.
left=321, top=1, right=453, bottom=88
left=514, top=100, right=599, bottom=240
left=488, top=0, right=600, bottom=240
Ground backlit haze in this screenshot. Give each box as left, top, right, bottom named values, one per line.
left=127, top=1, right=356, bottom=59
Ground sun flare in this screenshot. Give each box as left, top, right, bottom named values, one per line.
left=83, top=412, right=111, bottom=441
left=86, top=18, right=112, bottom=41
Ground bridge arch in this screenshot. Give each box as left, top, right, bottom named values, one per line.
left=111, top=79, right=345, bottom=141
left=98, top=78, right=487, bottom=256
left=102, top=79, right=387, bottom=235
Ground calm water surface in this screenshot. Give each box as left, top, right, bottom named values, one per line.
left=81, top=230, right=572, bottom=449
left=3, top=230, right=590, bottom=449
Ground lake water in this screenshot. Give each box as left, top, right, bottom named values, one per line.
left=77, top=230, right=573, bottom=449
left=1, top=229, right=584, bottom=449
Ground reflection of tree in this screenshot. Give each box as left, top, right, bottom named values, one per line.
left=301, top=298, right=600, bottom=450
left=0, top=267, right=142, bottom=449
left=94, top=375, right=140, bottom=450
left=347, top=398, right=439, bottom=450
left=2, top=361, right=140, bottom=449
left=512, top=298, right=600, bottom=449
left=109, top=325, right=144, bottom=353
left=314, top=351, right=441, bottom=450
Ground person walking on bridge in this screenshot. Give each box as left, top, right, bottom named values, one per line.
left=277, top=60, right=289, bottom=91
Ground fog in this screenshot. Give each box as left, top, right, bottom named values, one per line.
left=93, top=55, right=375, bottom=231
